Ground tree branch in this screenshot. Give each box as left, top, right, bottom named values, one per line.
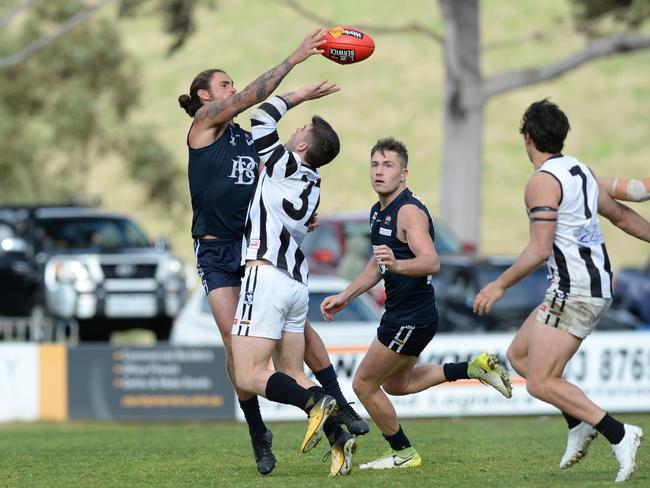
left=483, top=34, right=650, bottom=99
left=482, top=30, right=564, bottom=52
left=0, top=0, right=119, bottom=70
left=0, top=0, right=40, bottom=31
left=281, top=0, right=443, bottom=44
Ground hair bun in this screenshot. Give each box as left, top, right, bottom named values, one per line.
left=178, top=94, right=191, bottom=108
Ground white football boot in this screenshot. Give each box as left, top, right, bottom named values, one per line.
left=612, top=424, right=643, bottom=483
left=559, top=422, right=598, bottom=469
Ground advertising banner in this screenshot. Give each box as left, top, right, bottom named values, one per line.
left=0, top=344, right=39, bottom=422
left=247, top=331, right=650, bottom=421
left=68, top=346, right=235, bottom=420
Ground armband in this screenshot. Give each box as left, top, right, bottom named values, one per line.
left=529, top=217, right=557, bottom=223
left=527, top=206, right=558, bottom=215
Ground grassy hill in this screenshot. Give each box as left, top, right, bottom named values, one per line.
left=97, top=0, right=649, bottom=268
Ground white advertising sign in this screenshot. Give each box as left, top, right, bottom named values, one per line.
left=0, top=344, right=39, bottom=422
left=240, top=331, right=650, bottom=421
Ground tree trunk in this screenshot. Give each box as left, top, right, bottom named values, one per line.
left=439, top=0, right=483, bottom=248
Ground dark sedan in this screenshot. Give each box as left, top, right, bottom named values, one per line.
left=436, top=256, right=643, bottom=333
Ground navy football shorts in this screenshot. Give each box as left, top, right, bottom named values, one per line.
left=194, top=238, right=244, bottom=294
left=377, top=318, right=437, bottom=357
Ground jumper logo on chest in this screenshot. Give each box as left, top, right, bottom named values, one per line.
left=228, top=156, right=256, bottom=185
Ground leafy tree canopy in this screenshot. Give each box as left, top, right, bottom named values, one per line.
left=571, top=0, right=650, bottom=33
left=0, top=0, right=181, bottom=209
left=118, top=0, right=218, bottom=54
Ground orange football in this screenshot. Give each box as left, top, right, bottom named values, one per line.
left=321, top=26, right=375, bottom=65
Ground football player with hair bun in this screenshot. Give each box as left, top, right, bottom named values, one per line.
left=178, top=30, right=367, bottom=476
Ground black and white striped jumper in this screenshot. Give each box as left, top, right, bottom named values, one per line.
left=242, top=96, right=320, bottom=285
left=536, top=155, right=613, bottom=299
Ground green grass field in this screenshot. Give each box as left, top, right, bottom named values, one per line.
left=2, top=414, right=648, bottom=487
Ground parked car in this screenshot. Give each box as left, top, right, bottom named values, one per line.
left=0, top=218, right=38, bottom=317
left=170, top=275, right=382, bottom=347
left=302, top=212, right=643, bottom=333
left=612, top=262, right=650, bottom=326
left=437, top=256, right=644, bottom=332
left=435, top=256, right=549, bottom=332
left=0, top=204, right=188, bottom=341
left=302, top=210, right=473, bottom=279
left=302, top=210, right=474, bottom=305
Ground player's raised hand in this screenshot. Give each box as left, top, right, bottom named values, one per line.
left=321, top=294, right=348, bottom=321
left=473, top=281, right=506, bottom=316
left=288, top=29, right=327, bottom=65
left=281, top=81, right=340, bottom=108
left=298, top=81, right=340, bottom=102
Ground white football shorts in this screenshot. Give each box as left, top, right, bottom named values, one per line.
left=536, top=288, right=612, bottom=339
left=232, top=264, right=308, bottom=340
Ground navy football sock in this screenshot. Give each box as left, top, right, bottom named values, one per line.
left=383, top=425, right=412, bottom=451
left=265, top=372, right=316, bottom=412
left=314, top=365, right=347, bottom=406
left=239, top=396, right=268, bottom=438
left=561, top=411, right=581, bottom=430
left=595, top=413, right=625, bottom=445
left=443, top=361, right=470, bottom=381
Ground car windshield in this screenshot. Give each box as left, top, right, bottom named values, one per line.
left=36, top=217, right=150, bottom=251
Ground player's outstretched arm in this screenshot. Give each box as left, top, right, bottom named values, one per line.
left=194, top=29, right=327, bottom=129
left=597, top=179, right=650, bottom=242
left=599, top=176, right=650, bottom=202
left=473, top=172, right=559, bottom=316
left=279, top=81, right=340, bottom=109
left=320, top=258, right=382, bottom=321
left=250, top=96, right=289, bottom=166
